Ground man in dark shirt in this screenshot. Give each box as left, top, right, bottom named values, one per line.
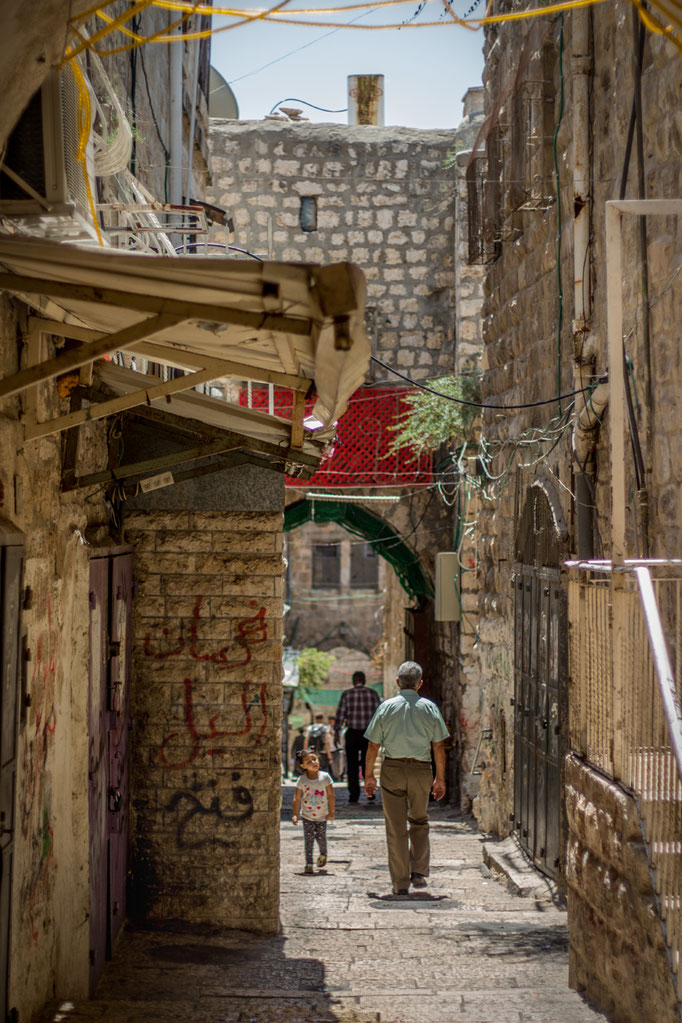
left=335, top=671, right=381, bottom=803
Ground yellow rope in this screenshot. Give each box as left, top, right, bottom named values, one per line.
left=631, top=0, right=682, bottom=51
left=60, top=0, right=155, bottom=64
left=68, top=58, right=105, bottom=246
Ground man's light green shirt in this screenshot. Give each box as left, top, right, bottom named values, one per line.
left=364, top=689, right=449, bottom=761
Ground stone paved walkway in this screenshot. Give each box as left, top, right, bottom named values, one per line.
left=35, top=784, right=607, bottom=1023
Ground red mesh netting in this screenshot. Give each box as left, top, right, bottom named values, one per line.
left=239, top=386, right=433, bottom=487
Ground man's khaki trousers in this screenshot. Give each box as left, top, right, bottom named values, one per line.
left=379, top=758, right=433, bottom=891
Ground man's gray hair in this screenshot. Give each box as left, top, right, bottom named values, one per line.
left=397, top=661, right=422, bottom=689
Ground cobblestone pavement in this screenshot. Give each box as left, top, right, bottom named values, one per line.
left=35, top=784, right=607, bottom=1023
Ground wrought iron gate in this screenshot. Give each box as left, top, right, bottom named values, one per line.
left=513, top=486, right=567, bottom=878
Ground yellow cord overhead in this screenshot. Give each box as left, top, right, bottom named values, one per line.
left=64, top=0, right=682, bottom=59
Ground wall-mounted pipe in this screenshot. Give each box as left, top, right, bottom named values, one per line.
left=169, top=13, right=183, bottom=209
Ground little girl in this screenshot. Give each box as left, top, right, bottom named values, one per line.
left=292, top=747, right=335, bottom=873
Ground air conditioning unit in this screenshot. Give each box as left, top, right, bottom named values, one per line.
left=435, top=551, right=461, bottom=622
left=0, top=65, right=99, bottom=241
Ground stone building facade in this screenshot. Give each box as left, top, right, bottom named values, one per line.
left=209, top=105, right=486, bottom=808
left=208, top=119, right=459, bottom=382
left=472, top=1, right=681, bottom=1017
left=284, top=520, right=386, bottom=656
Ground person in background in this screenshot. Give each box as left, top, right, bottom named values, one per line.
left=306, top=713, right=333, bottom=775
left=290, top=726, right=307, bottom=776
left=363, top=660, right=449, bottom=896
left=328, top=715, right=344, bottom=781
left=334, top=671, right=380, bottom=803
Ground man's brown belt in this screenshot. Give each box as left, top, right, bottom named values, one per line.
left=383, top=756, right=430, bottom=763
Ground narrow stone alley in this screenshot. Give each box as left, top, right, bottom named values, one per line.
left=36, top=785, right=607, bottom=1023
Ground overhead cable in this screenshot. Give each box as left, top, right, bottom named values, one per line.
left=371, top=356, right=600, bottom=410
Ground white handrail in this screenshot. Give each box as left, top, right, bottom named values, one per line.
left=634, top=566, right=682, bottom=780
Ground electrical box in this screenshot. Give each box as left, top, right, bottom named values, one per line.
left=435, top=552, right=460, bottom=622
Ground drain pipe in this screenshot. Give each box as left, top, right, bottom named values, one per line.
left=570, top=8, right=601, bottom=559
left=169, top=11, right=184, bottom=240
left=184, top=21, right=202, bottom=216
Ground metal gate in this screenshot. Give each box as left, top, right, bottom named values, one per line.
left=513, top=486, right=567, bottom=878
left=0, top=527, right=23, bottom=1023
left=88, top=551, right=133, bottom=992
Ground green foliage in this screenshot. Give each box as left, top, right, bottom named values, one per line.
left=388, top=373, right=480, bottom=455
left=296, top=647, right=335, bottom=691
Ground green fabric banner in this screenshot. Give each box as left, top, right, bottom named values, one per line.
left=298, top=682, right=383, bottom=707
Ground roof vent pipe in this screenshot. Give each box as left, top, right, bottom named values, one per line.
left=348, top=75, right=384, bottom=126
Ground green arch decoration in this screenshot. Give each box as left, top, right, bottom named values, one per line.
left=284, top=499, right=432, bottom=599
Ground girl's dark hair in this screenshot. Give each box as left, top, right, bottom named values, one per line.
left=296, top=746, right=316, bottom=765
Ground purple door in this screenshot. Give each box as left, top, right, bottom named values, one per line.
left=89, top=552, right=133, bottom=992
left=0, top=538, right=23, bottom=1021
left=107, top=554, right=132, bottom=950
left=88, top=558, right=109, bottom=992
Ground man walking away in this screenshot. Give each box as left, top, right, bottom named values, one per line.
left=363, top=660, right=449, bottom=895
left=335, top=671, right=380, bottom=803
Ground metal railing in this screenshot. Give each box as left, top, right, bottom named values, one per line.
left=568, top=559, right=682, bottom=987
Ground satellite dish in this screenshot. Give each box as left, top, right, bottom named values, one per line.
left=209, top=67, right=239, bottom=119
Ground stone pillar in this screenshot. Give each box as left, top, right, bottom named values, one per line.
left=127, top=505, right=284, bottom=933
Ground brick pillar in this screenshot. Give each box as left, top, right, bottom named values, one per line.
left=127, top=509, right=284, bottom=933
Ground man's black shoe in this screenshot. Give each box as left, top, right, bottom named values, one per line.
left=392, top=888, right=409, bottom=896
left=410, top=873, right=428, bottom=888
left=348, top=798, right=359, bottom=803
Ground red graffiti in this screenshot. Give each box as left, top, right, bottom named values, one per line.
left=159, top=679, right=268, bottom=767
left=144, top=598, right=267, bottom=668
left=21, top=598, right=58, bottom=839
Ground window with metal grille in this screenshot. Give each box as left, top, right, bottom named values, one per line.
left=312, top=544, right=340, bottom=589
left=350, top=542, right=378, bottom=590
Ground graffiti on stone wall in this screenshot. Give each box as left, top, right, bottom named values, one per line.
left=158, top=679, right=268, bottom=767
left=150, top=602, right=270, bottom=766
left=19, top=596, right=58, bottom=942
left=165, top=772, right=254, bottom=849
left=21, top=597, right=58, bottom=837
left=143, top=598, right=267, bottom=666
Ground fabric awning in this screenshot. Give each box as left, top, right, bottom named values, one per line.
left=0, top=236, right=370, bottom=461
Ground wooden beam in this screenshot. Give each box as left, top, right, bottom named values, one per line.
left=62, top=439, right=242, bottom=490
left=24, top=363, right=219, bottom=440
left=290, top=390, right=306, bottom=450
left=117, top=402, right=322, bottom=467
left=28, top=319, right=311, bottom=390
left=0, top=273, right=313, bottom=336
left=1, top=313, right=184, bottom=401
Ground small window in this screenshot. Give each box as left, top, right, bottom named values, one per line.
left=312, top=544, right=340, bottom=588
left=350, top=542, right=378, bottom=590
left=299, top=196, right=317, bottom=232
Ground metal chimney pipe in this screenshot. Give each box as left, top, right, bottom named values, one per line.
left=347, top=75, right=385, bottom=125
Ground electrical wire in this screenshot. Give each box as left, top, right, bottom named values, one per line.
left=370, top=356, right=598, bottom=409
left=268, top=97, right=348, bottom=114
left=553, top=14, right=565, bottom=416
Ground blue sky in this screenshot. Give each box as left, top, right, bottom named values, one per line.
left=210, top=1, right=485, bottom=129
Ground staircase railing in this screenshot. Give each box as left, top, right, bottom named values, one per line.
left=568, top=559, right=682, bottom=992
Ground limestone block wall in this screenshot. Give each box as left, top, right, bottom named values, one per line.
left=127, top=509, right=284, bottom=933
left=565, top=754, right=678, bottom=1023
left=209, top=120, right=458, bottom=381
left=0, top=298, right=110, bottom=1022
left=473, top=7, right=682, bottom=837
